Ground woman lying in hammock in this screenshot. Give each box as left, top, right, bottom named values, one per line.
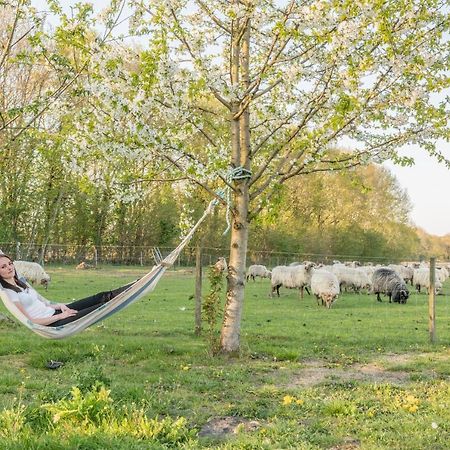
left=0, top=254, right=133, bottom=327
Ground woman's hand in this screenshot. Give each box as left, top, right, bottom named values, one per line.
left=58, top=309, right=78, bottom=319
left=55, top=303, right=76, bottom=313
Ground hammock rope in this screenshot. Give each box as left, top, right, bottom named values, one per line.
left=0, top=198, right=217, bottom=339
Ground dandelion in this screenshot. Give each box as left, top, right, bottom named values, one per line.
left=431, top=422, right=438, bottom=429
left=282, top=395, right=294, bottom=405
left=295, top=399, right=304, bottom=405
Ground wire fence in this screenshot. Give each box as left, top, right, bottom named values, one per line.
left=1, top=241, right=448, bottom=268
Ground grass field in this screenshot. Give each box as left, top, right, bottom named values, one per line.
left=0, top=264, right=449, bottom=449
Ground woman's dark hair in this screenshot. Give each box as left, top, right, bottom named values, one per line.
left=0, top=254, right=28, bottom=293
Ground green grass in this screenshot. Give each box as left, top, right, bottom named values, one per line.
left=0, top=265, right=449, bottom=449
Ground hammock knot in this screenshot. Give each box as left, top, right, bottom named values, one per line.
left=228, top=167, right=252, bottom=181
left=220, top=166, right=252, bottom=235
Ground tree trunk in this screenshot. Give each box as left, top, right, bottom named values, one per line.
left=220, top=12, right=251, bottom=353
left=220, top=186, right=249, bottom=352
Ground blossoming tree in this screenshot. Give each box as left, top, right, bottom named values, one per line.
left=71, top=0, right=449, bottom=352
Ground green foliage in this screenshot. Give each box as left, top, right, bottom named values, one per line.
left=1, top=385, right=195, bottom=447
left=74, top=364, right=111, bottom=394
left=202, top=265, right=225, bottom=355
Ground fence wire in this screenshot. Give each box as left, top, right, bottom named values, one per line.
left=1, top=242, right=447, bottom=268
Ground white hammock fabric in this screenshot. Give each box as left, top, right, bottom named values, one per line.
left=0, top=200, right=216, bottom=339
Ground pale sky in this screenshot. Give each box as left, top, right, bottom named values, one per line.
left=384, top=147, right=450, bottom=237
left=31, top=0, right=450, bottom=236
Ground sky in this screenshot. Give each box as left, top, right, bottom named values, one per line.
left=30, top=0, right=450, bottom=237
left=384, top=148, right=450, bottom=237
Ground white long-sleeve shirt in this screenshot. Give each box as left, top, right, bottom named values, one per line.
left=6, top=286, right=55, bottom=319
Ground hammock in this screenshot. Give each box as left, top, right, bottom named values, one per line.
left=0, top=200, right=216, bottom=339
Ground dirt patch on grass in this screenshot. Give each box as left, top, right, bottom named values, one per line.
left=0, top=354, right=29, bottom=369
left=287, top=359, right=411, bottom=388
left=378, top=351, right=450, bottom=365
left=199, top=416, right=260, bottom=438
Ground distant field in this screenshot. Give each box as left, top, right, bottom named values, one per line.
left=0, top=265, right=449, bottom=449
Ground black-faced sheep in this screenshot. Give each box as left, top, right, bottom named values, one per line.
left=372, top=268, right=409, bottom=303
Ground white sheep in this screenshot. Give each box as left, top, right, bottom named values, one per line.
left=413, top=268, right=442, bottom=294
left=388, top=264, right=414, bottom=285
left=311, top=269, right=340, bottom=308
left=270, top=263, right=314, bottom=298
left=246, top=264, right=271, bottom=282
left=13, top=260, right=51, bottom=289
left=359, top=265, right=376, bottom=280
left=331, top=265, right=371, bottom=293
left=437, top=266, right=449, bottom=283
left=213, top=257, right=228, bottom=273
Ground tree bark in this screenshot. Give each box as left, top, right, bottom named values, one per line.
left=220, top=11, right=251, bottom=353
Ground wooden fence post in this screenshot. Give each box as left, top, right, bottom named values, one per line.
left=429, top=257, right=436, bottom=343
left=194, top=244, right=202, bottom=336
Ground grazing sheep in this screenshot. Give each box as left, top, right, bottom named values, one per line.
left=270, top=263, right=314, bottom=298
left=13, top=260, right=51, bottom=290
left=246, top=264, right=271, bottom=282
left=372, top=268, right=409, bottom=303
left=311, top=269, right=340, bottom=309
left=331, top=265, right=371, bottom=293
left=413, top=268, right=443, bottom=294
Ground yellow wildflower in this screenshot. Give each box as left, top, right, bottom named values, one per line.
left=282, top=395, right=294, bottom=405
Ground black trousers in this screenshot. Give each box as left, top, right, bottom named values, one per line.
left=48, top=282, right=135, bottom=327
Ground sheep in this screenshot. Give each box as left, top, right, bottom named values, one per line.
left=371, top=268, right=409, bottom=303
left=311, top=269, right=340, bottom=309
left=288, top=260, right=314, bottom=267
left=413, top=268, right=443, bottom=294
left=13, top=260, right=51, bottom=290
left=388, top=264, right=414, bottom=285
left=345, top=261, right=361, bottom=267
left=331, top=265, right=371, bottom=293
left=359, top=265, right=376, bottom=280
left=214, top=257, right=227, bottom=273
left=76, top=261, right=94, bottom=270
left=270, top=263, right=314, bottom=298
left=437, top=266, right=449, bottom=283
left=246, top=264, right=271, bottom=282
